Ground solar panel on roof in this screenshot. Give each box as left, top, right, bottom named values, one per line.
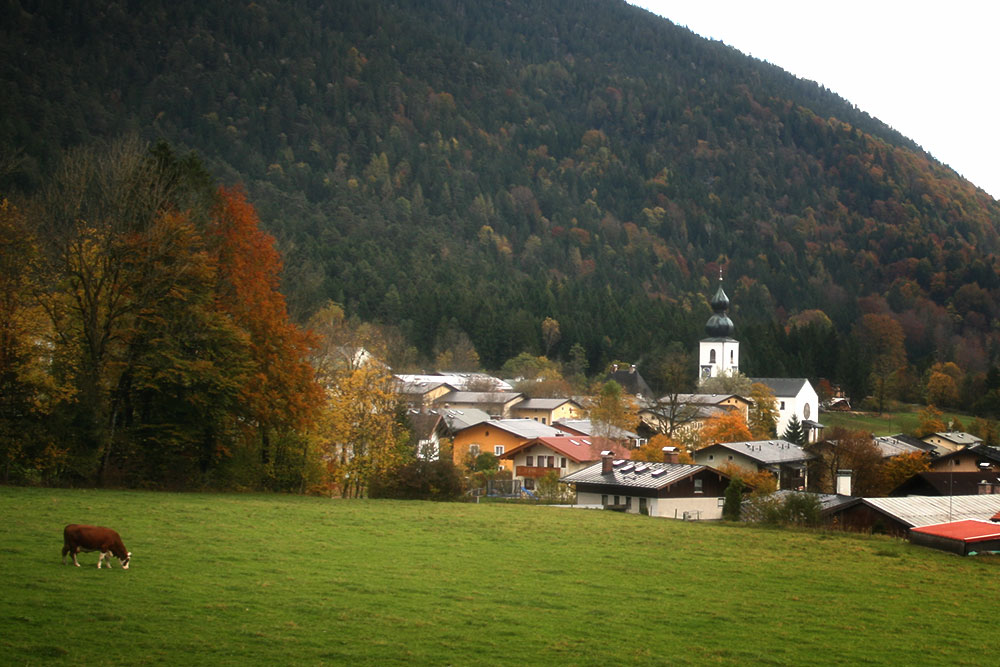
left=569, top=439, right=580, bottom=445
left=651, top=469, right=666, bottom=477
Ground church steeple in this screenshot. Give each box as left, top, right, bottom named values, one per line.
left=699, top=271, right=739, bottom=382
left=705, top=275, right=735, bottom=338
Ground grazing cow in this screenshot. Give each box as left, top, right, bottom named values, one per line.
left=62, top=524, right=131, bottom=570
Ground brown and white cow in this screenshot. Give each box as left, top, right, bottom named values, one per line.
left=62, top=524, right=131, bottom=569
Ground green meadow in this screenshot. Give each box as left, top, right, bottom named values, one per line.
left=2, top=487, right=997, bottom=665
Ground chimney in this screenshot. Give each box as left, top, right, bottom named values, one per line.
left=662, top=446, right=679, bottom=465
left=836, top=469, right=852, bottom=496
left=601, top=450, right=615, bottom=474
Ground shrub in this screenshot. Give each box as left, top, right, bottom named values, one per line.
left=368, top=458, right=464, bottom=501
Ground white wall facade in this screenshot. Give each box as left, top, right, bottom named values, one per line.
left=576, top=491, right=725, bottom=520
left=698, top=338, right=740, bottom=380
left=774, top=381, right=820, bottom=441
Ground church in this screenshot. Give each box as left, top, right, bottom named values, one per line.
left=698, top=276, right=823, bottom=443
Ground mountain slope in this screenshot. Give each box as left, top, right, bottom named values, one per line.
left=2, top=0, right=999, bottom=380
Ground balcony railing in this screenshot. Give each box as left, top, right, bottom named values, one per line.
left=516, top=465, right=558, bottom=478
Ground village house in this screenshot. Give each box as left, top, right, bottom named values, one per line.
left=694, top=439, right=812, bottom=490
left=500, top=436, right=631, bottom=491
left=750, top=378, right=822, bottom=443
left=509, top=397, right=584, bottom=425
left=909, top=520, right=1000, bottom=556
left=922, top=431, right=984, bottom=453
left=395, top=378, right=458, bottom=408
left=822, top=495, right=1000, bottom=537
left=561, top=449, right=738, bottom=520
left=926, top=444, right=1000, bottom=473
left=450, top=419, right=564, bottom=470
left=435, top=390, right=525, bottom=418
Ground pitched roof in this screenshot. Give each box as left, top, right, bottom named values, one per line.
left=860, top=495, right=1000, bottom=528
left=438, top=407, right=493, bottom=432
left=932, top=444, right=1000, bottom=467
left=873, top=435, right=930, bottom=458
left=888, top=472, right=1000, bottom=497
left=552, top=419, right=640, bottom=441
left=927, top=431, right=984, bottom=447
left=750, top=377, right=811, bottom=397
left=515, top=398, right=581, bottom=411
left=440, top=390, right=524, bottom=405
left=910, top=519, right=1000, bottom=543
left=501, top=436, right=630, bottom=464
left=406, top=410, right=443, bottom=442
left=665, top=393, right=749, bottom=406
left=700, top=439, right=813, bottom=465
left=395, top=373, right=513, bottom=391
left=456, top=418, right=564, bottom=440
left=606, top=364, right=653, bottom=398
left=561, top=459, right=725, bottom=490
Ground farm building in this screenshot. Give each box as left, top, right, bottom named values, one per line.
left=909, top=520, right=1000, bottom=556
left=824, top=495, right=1000, bottom=537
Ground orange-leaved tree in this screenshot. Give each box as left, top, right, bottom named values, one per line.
left=210, top=186, right=322, bottom=479
left=632, top=434, right=694, bottom=463
left=697, top=412, right=753, bottom=449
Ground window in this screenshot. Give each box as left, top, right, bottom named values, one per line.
left=524, top=478, right=535, bottom=490
left=541, top=418, right=547, bottom=424
left=494, top=445, right=504, bottom=456
left=639, top=497, right=648, bottom=514
left=614, top=495, right=620, bottom=505
left=625, top=497, right=632, bottom=510
left=561, top=457, right=567, bottom=468
left=548, top=456, right=555, bottom=468
left=730, top=350, right=734, bottom=363
left=728, top=455, right=733, bottom=461
left=780, top=401, right=786, bottom=410
left=803, top=403, right=811, bottom=419
left=526, top=455, right=534, bottom=467
left=694, top=478, right=703, bottom=494
left=469, top=444, right=480, bottom=457
left=709, top=349, right=716, bottom=363
left=708, top=454, right=714, bottom=461
left=602, top=494, right=608, bottom=506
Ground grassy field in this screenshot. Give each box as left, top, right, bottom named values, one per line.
left=820, top=406, right=971, bottom=436
left=2, top=487, right=998, bottom=665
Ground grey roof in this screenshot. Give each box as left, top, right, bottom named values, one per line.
left=700, top=439, right=813, bottom=465
left=439, top=391, right=524, bottom=405
left=750, top=377, right=810, bottom=398
left=553, top=419, right=640, bottom=441
left=561, top=460, right=718, bottom=490
left=515, top=398, right=580, bottom=410
left=465, top=418, right=563, bottom=439
left=438, top=407, right=492, bottom=432
left=663, top=393, right=747, bottom=406
left=927, top=432, right=984, bottom=447
left=874, top=435, right=928, bottom=458
left=861, top=495, right=1000, bottom=528
left=395, top=373, right=513, bottom=392
left=395, top=379, right=456, bottom=396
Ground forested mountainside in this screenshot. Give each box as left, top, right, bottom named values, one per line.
left=3, top=0, right=1000, bottom=399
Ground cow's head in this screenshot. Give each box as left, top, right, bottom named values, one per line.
left=120, top=552, right=131, bottom=570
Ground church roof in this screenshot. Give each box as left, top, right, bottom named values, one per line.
left=705, top=279, right=735, bottom=338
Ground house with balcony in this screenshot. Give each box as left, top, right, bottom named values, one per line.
left=694, top=439, right=813, bottom=490
left=500, top=436, right=630, bottom=491
left=451, top=419, right=564, bottom=470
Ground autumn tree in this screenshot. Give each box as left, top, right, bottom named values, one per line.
left=808, top=428, right=883, bottom=496
left=748, top=382, right=779, bottom=439
left=877, top=452, right=930, bottom=495
left=853, top=314, right=906, bottom=413
left=633, top=434, right=693, bottom=463
left=588, top=380, right=639, bottom=443
left=541, top=316, right=561, bottom=358
left=915, top=405, right=946, bottom=438
left=715, top=461, right=777, bottom=494
left=210, top=185, right=322, bottom=486
left=644, top=342, right=699, bottom=439
left=697, top=412, right=753, bottom=449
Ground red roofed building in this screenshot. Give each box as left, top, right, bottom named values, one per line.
left=909, top=520, right=1000, bottom=556
left=500, top=436, right=631, bottom=491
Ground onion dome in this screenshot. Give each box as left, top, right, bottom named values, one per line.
left=705, top=281, right=735, bottom=337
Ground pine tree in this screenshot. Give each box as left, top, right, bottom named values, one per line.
left=782, top=414, right=806, bottom=446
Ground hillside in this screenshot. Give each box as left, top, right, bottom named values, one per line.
left=3, top=0, right=1000, bottom=389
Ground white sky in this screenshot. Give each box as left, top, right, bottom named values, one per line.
left=629, top=1, right=1000, bottom=200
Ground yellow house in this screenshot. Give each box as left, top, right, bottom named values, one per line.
left=395, top=378, right=458, bottom=408
left=451, top=419, right=565, bottom=471
left=509, top=398, right=583, bottom=425
left=922, top=432, right=983, bottom=454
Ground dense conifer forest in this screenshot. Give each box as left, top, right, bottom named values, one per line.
left=4, top=0, right=1000, bottom=442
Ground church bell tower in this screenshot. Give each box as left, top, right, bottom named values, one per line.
left=699, top=274, right=739, bottom=383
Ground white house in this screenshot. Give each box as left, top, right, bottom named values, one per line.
left=750, top=378, right=822, bottom=442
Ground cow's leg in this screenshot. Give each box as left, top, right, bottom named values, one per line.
left=61, top=545, right=69, bottom=565
left=72, top=548, right=81, bottom=567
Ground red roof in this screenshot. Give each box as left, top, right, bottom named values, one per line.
left=500, top=436, right=631, bottom=463
left=910, top=520, right=1000, bottom=543
left=992, top=510, right=1000, bottom=522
